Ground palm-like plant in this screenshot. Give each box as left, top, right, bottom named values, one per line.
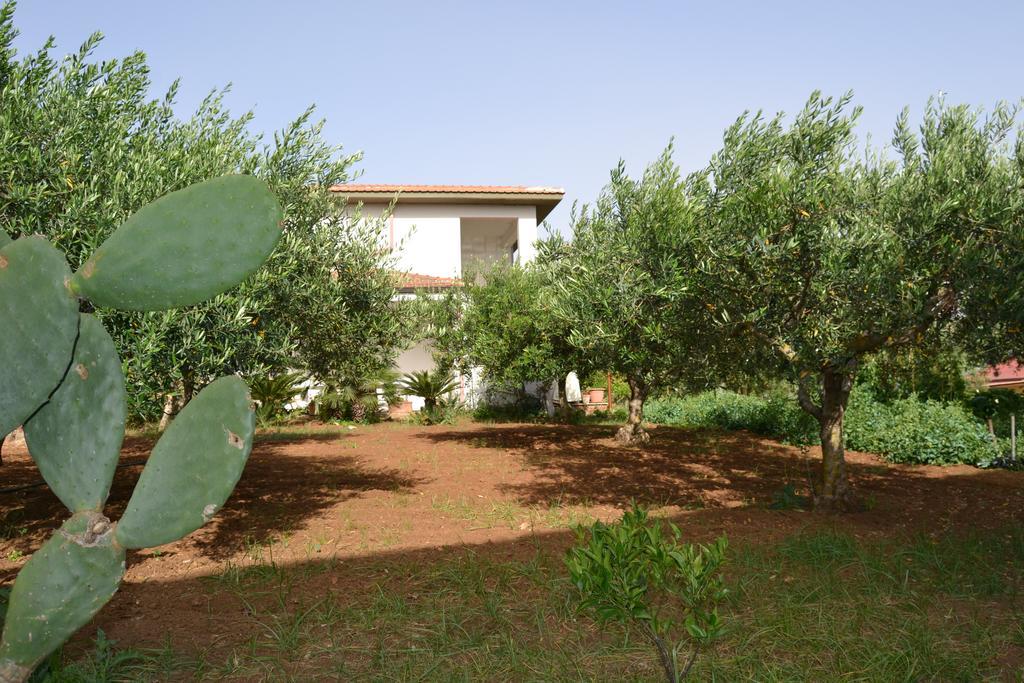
left=249, top=371, right=307, bottom=424
left=319, top=369, right=401, bottom=422
left=400, top=369, right=459, bottom=414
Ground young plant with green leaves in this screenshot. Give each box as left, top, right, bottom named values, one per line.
left=566, top=506, right=728, bottom=682
left=0, top=175, right=281, bottom=683
left=551, top=146, right=714, bottom=442
left=692, top=93, right=1024, bottom=509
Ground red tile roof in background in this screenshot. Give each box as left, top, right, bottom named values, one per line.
left=985, top=360, right=1024, bottom=388
left=330, top=184, right=564, bottom=195
left=395, top=272, right=463, bottom=290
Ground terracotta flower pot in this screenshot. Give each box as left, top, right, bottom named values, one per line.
left=588, top=388, right=606, bottom=403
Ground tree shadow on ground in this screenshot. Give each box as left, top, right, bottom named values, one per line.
left=0, top=431, right=428, bottom=563
left=415, top=423, right=1024, bottom=519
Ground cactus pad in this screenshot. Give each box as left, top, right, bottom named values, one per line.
left=0, top=237, right=79, bottom=438
left=0, top=512, right=125, bottom=677
left=24, top=314, right=127, bottom=513
left=0, top=229, right=10, bottom=248
left=115, top=376, right=255, bottom=549
left=70, top=175, right=282, bottom=311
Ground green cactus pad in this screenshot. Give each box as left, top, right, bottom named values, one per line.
left=24, top=314, right=127, bottom=513
left=115, top=376, right=255, bottom=549
left=0, top=237, right=79, bottom=438
left=69, top=175, right=282, bottom=311
left=0, top=229, right=10, bottom=248
left=0, top=512, right=125, bottom=676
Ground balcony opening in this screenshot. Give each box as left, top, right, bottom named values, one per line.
left=460, top=217, right=518, bottom=277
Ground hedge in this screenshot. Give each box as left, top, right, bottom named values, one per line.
left=645, top=389, right=1002, bottom=466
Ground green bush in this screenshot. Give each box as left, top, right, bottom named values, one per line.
left=566, top=505, right=728, bottom=683
left=845, top=391, right=1001, bottom=466
left=645, top=390, right=817, bottom=445
left=646, top=388, right=1001, bottom=466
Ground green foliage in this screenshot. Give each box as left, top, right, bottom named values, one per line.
left=0, top=6, right=405, bottom=423
left=408, top=395, right=466, bottom=426
left=249, top=372, right=306, bottom=424
left=967, top=388, right=1024, bottom=439
left=472, top=395, right=547, bottom=423
left=857, top=341, right=969, bottom=403
left=400, top=369, right=459, bottom=415
left=844, top=390, right=1000, bottom=466
left=689, top=92, right=1024, bottom=501
left=566, top=505, right=728, bottom=682
left=647, top=388, right=1000, bottom=466
left=646, top=389, right=818, bottom=445
left=0, top=173, right=275, bottom=681
left=318, top=368, right=400, bottom=423
left=428, top=260, right=583, bottom=401
left=550, top=145, right=717, bottom=441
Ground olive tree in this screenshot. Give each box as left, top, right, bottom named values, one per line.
left=552, top=147, right=714, bottom=442
left=426, top=259, right=586, bottom=411
left=692, top=92, right=1024, bottom=510
left=0, top=4, right=407, bottom=424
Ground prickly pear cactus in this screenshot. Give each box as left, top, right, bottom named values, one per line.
left=0, top=175, right=282, bottom=683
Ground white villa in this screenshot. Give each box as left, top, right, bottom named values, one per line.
left=330, top=183, right=565, bottom=410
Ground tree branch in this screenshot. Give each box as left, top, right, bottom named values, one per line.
left=848, top=286, right=957, bottom=355
left=797, top=374, right=823, bottom=420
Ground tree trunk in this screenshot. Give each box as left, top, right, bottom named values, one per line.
left=616, top=375, right=650, bottom=444
left=160, top=372, right=196, bottom=432
left=800, top=367, right=863, bottom=512
left=158, top=393, right=179, bottom=432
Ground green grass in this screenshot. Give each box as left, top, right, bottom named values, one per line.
left=40, top=526, right=1024, bottom=681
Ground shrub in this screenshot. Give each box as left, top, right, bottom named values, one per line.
left=566, top=505, right=728, bottom=682
left=845, top=391, right=1000, bottom=466
left=248, top=372, right=307, bottom=425
left=645, top=390, right=817, bottom=445
left=646, top=388, right=1000, bottom=466
left=472, top=398, right=547, bottom=423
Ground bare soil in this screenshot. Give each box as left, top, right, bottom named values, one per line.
left=2, top=421, right=1023, bottom=660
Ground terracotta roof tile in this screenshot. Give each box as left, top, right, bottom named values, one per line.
left=395, top=272, right=463, bottom=290
left=986, top=360, right=1024, bottom=387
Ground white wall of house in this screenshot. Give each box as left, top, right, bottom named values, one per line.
left=343, top=199, right=544, bottom=411
left=355, top=202, right=539, bottom=278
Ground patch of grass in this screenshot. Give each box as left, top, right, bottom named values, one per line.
left=48, top=526, right=1024, bottom=680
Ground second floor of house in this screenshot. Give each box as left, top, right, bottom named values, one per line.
left=330, top=184, right=564, bottom=284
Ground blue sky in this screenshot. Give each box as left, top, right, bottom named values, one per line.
left=9, top=1, right=1024, bottom=231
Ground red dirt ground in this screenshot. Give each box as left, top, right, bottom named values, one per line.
left=2, top=421, right=1024, bottom=659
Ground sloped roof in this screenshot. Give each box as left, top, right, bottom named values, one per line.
left=331, top=183, right=565, bottom=222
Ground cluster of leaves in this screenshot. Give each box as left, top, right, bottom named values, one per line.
left=845, top=390, right=1001, bottom=465
left=398, top=369, right=460, bottom=423
left=856, top=337, right=970, bottom=403
left=248, top=372, right=307, bottom=425
left=318, top=369, right=402, bottom=423
left=566, top=505, right=728, bottom=682
left=0, top=4, right=409, bottom=423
